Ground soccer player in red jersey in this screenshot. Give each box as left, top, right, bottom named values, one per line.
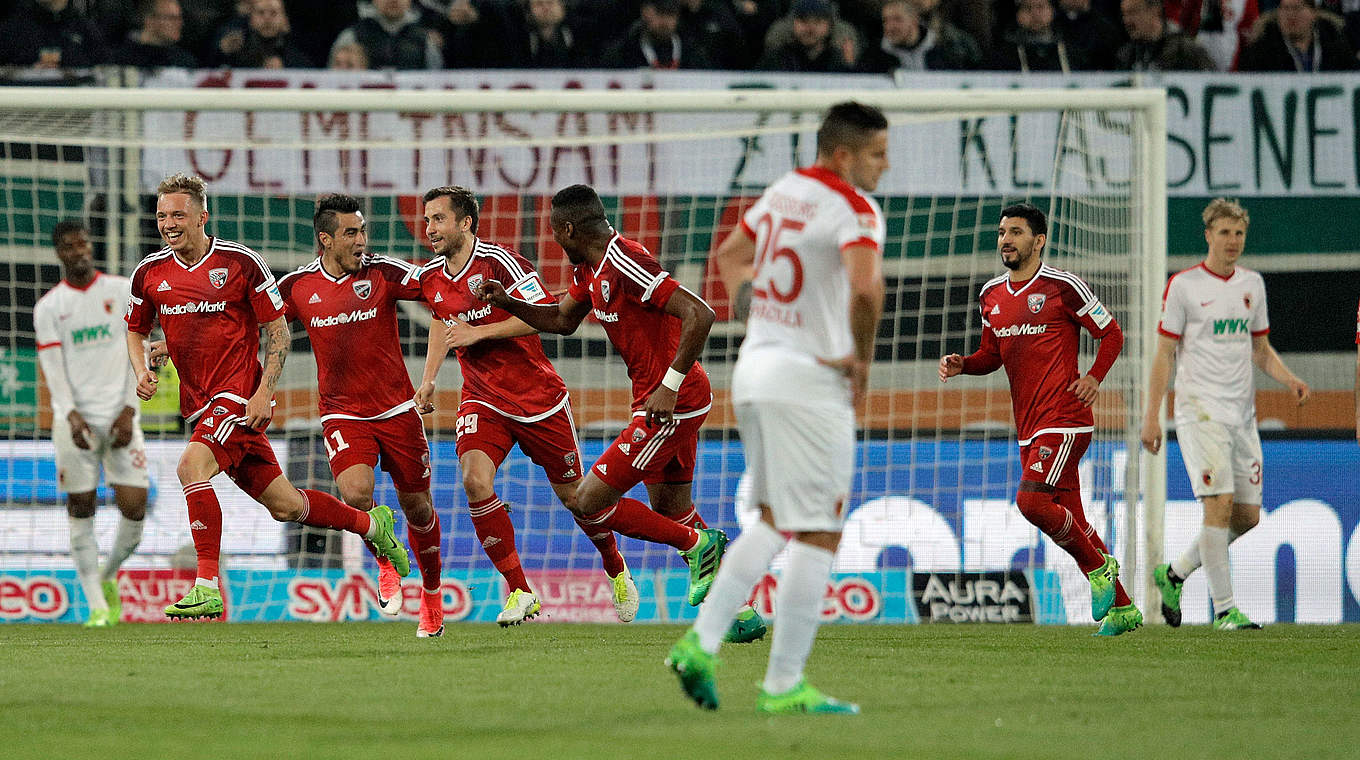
left=411, top=186, right=638, bottom=626
left=476, top=184, right=734, bottom=613
left=939, top=202, right=1143, bottom=636
left=277, top=194, right=444, bottom=637
left=124, top=174, right=410, bottom=621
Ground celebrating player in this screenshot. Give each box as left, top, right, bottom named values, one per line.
left=411, top=185, right=638, bottom=627
left=475, top=184, right=731, bottom=615
left=940, top=202, right=1142, bottom=636
left=36, top=220, right=148, bottom=628
left=667, top=102, right=887, bottom=714
left=125, top=173, right=409, bottom=620
left=277, top=194, right=444, bottom=638
left=1141, top=198, right=1308, bottom=631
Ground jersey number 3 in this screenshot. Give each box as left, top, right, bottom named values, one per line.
left=752, top=213, right=805, bottom=304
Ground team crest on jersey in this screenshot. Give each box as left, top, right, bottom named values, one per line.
left=467, top=273, right=484, bottom=296
left=104, top=299, right=115, bottom=314
left=632, top=427, right=646, bottom=443
left=1243, top=293, right=1251, bottom=310
left=1038, top=446, right=1053, bottom=460
left=352, top=280, right=372, bottom=300
left=564, top=452, right=576, bottom=467
left=208, top=268, right=228, bottom=289
left=1027, top=294, right=1046, bottom=313
left=212, top=405, right=228, bottom=416
left=600, top=281, right=610, bottom=303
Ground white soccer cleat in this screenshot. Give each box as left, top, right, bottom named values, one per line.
left=608, top=562, right=640, bottom=623
left=376, top=556, right=402, bottom=616
left=495, top=589, right=542, bottom=627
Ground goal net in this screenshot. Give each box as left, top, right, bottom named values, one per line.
left=0, top=82, right=1165, bottom=625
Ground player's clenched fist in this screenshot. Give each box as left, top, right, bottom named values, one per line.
left=135, top=368, right=159, bottom=400
left=475, top=279, right=507, bottom=306
left=938, top=354, right=963, bottom=382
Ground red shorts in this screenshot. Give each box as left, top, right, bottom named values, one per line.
left=454, top=400, right=582, bottom=484
left=591, top=411, right=706, bottom=492
left=1020, top=431, right=1091, bottom=491
left=322, top=409, right=431, bottom=493
left=189, top=398, right=283, bottom=500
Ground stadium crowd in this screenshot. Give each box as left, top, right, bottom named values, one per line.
left=0, top=0, right=1355, bottom=75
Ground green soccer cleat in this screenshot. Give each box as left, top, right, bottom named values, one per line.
left=1087, top=553, right=1119, bottom=621
left=1152, top=563, right=1183, bottom=628
left=367, top=505, right=410, bottom=578
left=1094, top=603, right=1144, bottom=636
left=756, top=681, right=860, bottom=715
left=83, top=607, right=114, bottom=628
left=102, top=579, right=121, bottom=624
left=164, top=584, right=223, bottom=620
left=666, top=630, right=719, bottom=710
left=1213, top=607, right=1263, bottom=631
left=724, top=605, right=768, bottom=644
left=681, top=528, right=727, bottom=606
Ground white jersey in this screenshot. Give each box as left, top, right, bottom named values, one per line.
left=1158, top=263, right=1268, bottom=426
left=35, top=272, right=139, bottom=428
left=731, top=166, right=886, bottom=406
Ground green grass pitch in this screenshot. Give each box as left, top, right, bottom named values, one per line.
left=2, top=623, right=1357, bottom=760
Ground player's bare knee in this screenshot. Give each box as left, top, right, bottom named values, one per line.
left=399, top=493, right=434, bottom=524
left=338, top=487, right=373, bottom=510
left=176, top=456, right=214, bottom=486
left=66, top=493, right=97, bottom=519
left=261, top=491, right=304, bottom=522
left=461, top=471, right=495, bottom=503
left=1231, top=505, right=1260, bottom=534
left=117, top=502, right=147, bottom=521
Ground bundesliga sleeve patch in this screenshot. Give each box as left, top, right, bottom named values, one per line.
left=1087, top=300, right=1112, bottom=329
left=512, top=276, right=547, bottom=303
left=266, top=283, right=284, bottom=310
left=857, top=212, right=878, bottom=232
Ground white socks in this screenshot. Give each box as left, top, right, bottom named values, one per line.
left=69, top=516, right=107, bottom=612
left=102, top=516, right=144, bottom=582
left=1199, top=525, right=1234, bottom=614
left=1170, top=527, right=1242, bottom=580
left=763, top=540, right=835, bottom=696
left=692, top=520, right=786, bottom=652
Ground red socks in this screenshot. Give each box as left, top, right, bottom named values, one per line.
left=297, top=489, right=371, bottom=535
left=573, top=516, right=626, bottom=577
left=1015, top=489, right=1105, bottom=574
left=1056, top=489, right=1132, bottom=607
left=183, top=481, right=221, bottom=581
left=580, top=497, right=697, bottom=551
left=407, top=512, right=444, bottom=592
left=469, top=495, right=530, bottom=593
left=672, top=505, right=707, bottom=530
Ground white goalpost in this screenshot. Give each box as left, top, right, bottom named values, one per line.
left=0, top=85, right=1165, bottom=625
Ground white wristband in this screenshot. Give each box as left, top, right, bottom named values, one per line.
left=661, top=367, right=686, bottom=392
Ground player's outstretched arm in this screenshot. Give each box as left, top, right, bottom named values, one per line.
left=416, top=317, right=445, bottom=414
left=125, top=330, right=159, bottom=401
left=713, top=224, right=757, bottom=320
left=642, top=286, right=717, bottom=425
left=1139, top=334, right=1179, bottom=454
left=477, top=279, right=589, bottom=335
left=246, top=316, right=289, bottom=430
left=1252, top=334, right=1309, bottom=405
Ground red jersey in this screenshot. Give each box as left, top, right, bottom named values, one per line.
left=567, top=233, right=712, bottom=418
left=126, top=238, right=284, bottom=422
left=970, top=264, right=1119, bottom=445
left=419, top=239, right=568, bottom=420
left=278, top=255, right=422, bottom=421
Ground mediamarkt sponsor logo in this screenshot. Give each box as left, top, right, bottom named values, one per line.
left=457, top=304, right=492, bottom=322
left=592, top=308, right=619, bottom=323
left=160, top=300, right=228, bottom=315
left=309, top=307, right=378, bottom=328
left=993, top=323, right=1046, bottom=338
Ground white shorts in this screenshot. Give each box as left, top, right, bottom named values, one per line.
left=53, top=415, right=150, bottom=494
left=734, top=399, right=854, bottom=532
left=1176, top=418, right=1263, bottom=504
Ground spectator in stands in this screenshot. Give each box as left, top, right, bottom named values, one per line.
left=214, top=0, right=312, bottom=68
left=1117, top=0, right=1219, bottom=68
left=860, top=0, right=982, bottom=71
left=1055, top=0, right=1126, bottom=69
left=732, top=0, right=783, bottom=67
left=679, top=0, right=748, bottom=69
left=991, top=0, right=1089, bottom=70
left=464, top=0, right=586, bottom=68
left=1317, top=0, right=1360, bottom=54
left=603, top=0, right=714, bottom=69
left=0, top=0, right=105, bottom=69
left=1179, top=0, right=1259, bottom=70
left=331, top=0, right=442, bottom=70
left=418, top=0, right=485, bottom=66
left=1238, top=0, right=1358, bottom=68
left=758, top=0, right=858, bottom=71
left=286, top=0, right=360, bottom=66
left=329, top=41, right=371, bottom=69
left=211, top=1, right=253, bottom=65
left=111, top=0, right=199, bottom=69
left=924, top=0, right=995, bottom=51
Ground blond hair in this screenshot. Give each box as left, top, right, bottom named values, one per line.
left=1202, top=197, right=1249, bottom=229
left=156, top=172, right=208, bottom=212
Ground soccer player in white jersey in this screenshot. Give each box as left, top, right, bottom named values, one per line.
left=1141, top=198, right=1309, bottom=631
left=35, top=220, right=148, bottom=628
left=666, top=102, right=888, bottom=714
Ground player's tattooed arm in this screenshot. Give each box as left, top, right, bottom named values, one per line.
left=245, top=317, right=289, bottom=429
